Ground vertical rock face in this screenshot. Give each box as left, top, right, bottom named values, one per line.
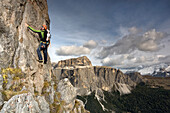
left=0, top=0, right=51, bottom=93
left=54, top=57, right=145, bottom=96
left=54, top=66, right=136, bottom=95
left=0, top=0, right=50, bottom=69
left=0, top=0, right=52, bottom=112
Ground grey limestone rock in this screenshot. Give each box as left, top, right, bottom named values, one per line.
left=0, top=92, right=4, bottom=107
left=0, top=93, right=49, bottom=113
left=57, top=78, right=89, bottom=113
left=57, top=78, right=77, bottom=105
left=37, top=96, right=50, bottom=113
left=0, top=75, right=3, bottom=90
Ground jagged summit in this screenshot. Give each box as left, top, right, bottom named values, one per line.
left=56, top=56, right=92, bottom=68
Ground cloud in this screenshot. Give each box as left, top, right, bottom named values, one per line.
left=119, top=26, right=129, bottom=36
left=56, top=45, right=90, bottom=56
left=97, top=29, right=168, bottom=59
left=158, top=55, right=170, bottom=64
left=56, top=40, right=98, bottom=56
left=128, top=27, right=141, bottom=34
left=101, top=53, right=161, bottom=68
left=101, top=57, right=123, bottom=66
left=100, top=40, right=107, bottom=44
left=138, top=40, right=158, bottom=51
left=83, top=40, right=98, bottom=49
left=101, top=55, right=141, bottom=67
left=133, top=55, right=158, bottom=64
left=137, top=29, right=167, bottom=51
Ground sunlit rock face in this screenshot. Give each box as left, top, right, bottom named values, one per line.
left=53, top=56, right=146, bottom=96
left=56, top=56, right=92, bottom=68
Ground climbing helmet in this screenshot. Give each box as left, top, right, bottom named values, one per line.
left=42, top=25, right=47, bottom=30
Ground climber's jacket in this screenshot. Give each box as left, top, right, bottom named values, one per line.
left=28, top=26, right=49, bottom=44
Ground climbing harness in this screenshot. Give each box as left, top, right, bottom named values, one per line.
left=40, top=41, right=49, bottom=45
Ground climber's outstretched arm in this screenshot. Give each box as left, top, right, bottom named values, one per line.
left=28, top=26, right=41, bottom=33
left=25, top=23, right=41, bottom=33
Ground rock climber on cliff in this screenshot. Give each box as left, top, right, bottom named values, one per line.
left=25, top=23, right=51, bottom=64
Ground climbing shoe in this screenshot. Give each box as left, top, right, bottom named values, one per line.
left=38, top=60, right=43, bottom=63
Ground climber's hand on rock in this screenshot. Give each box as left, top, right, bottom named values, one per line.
left=25, top=23, right=29, bottom=27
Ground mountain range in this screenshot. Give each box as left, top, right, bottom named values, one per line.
left=122, top=63, right=170, bottom=76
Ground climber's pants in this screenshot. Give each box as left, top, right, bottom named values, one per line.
left=37, top=42, right=48, bottom=64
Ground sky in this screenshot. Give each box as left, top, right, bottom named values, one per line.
left=47, top=0, right=170, bottom=69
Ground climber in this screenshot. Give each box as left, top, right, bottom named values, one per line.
left=25, top=23, right=51, bottom=64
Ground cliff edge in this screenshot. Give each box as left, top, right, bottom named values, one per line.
left=0, top=0, right=89, bottom=112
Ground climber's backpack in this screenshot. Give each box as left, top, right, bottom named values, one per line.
left=46, top=29, right=51, bottom=41
left=46, top=29, right=51, bottom=46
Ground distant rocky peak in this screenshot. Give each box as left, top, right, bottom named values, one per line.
left=56, top=56, right=92, bottom=68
